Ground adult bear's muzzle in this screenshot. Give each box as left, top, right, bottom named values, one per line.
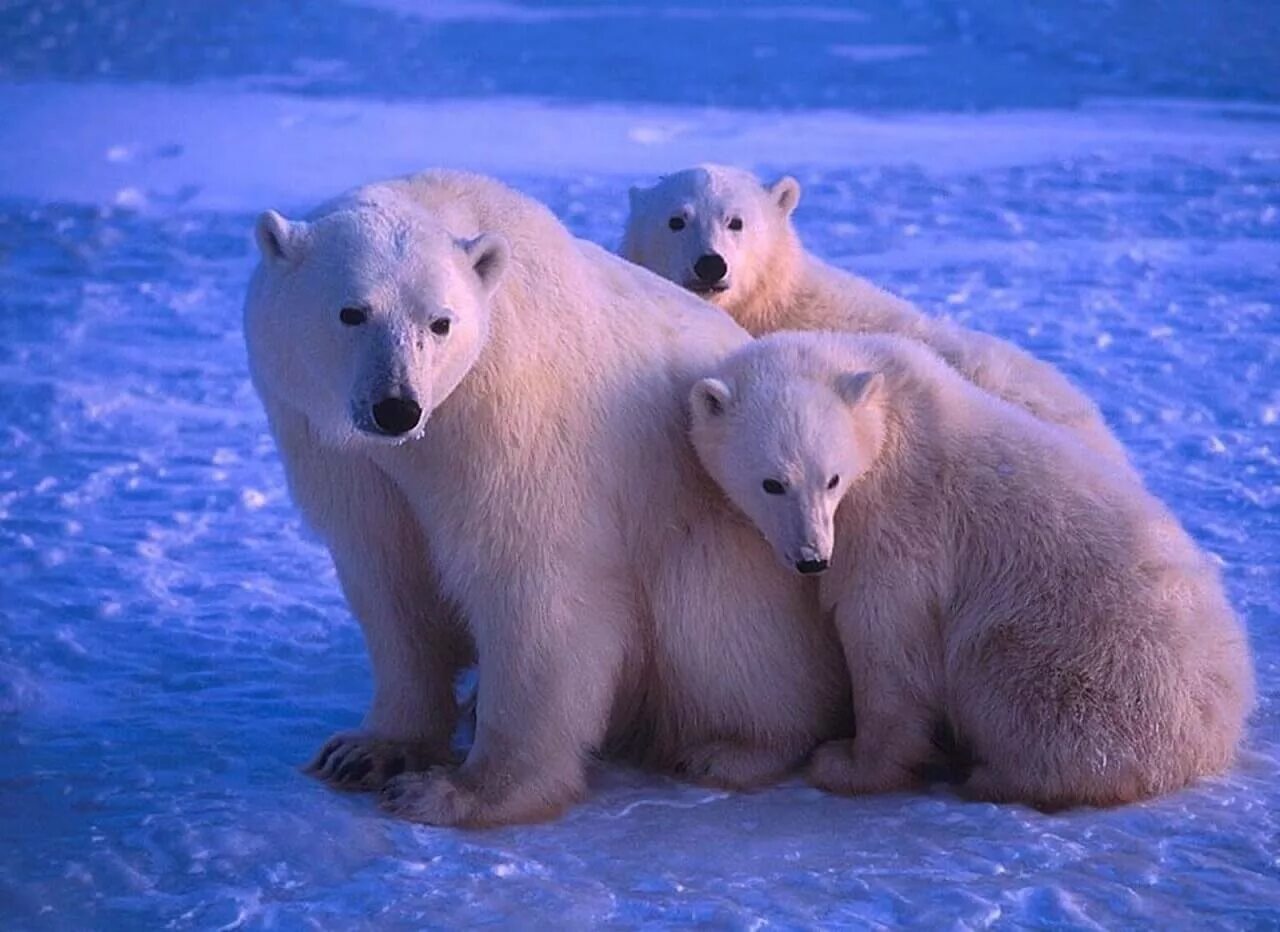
left=370, top=396, right=423, bottom=436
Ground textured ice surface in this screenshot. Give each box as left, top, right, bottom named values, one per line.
left=2, top=1, right=1279, bottom=928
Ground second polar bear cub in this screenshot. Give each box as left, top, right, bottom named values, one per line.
left=625, top=164, right=1126, bottom=462
left=689, top=332, right=1253, bottom=808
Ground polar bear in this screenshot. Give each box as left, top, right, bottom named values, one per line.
left=623, top=164, right=1127, bottom=463
left=688, top=331, right=1253, bottom=808
left=244, top=171, right=852, bottom=826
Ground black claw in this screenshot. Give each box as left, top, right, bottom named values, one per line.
left=336, top=757, right=373, bottom=782
left=309, top=740, right=341, bottom=773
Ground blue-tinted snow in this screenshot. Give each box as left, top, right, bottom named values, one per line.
left=1, top=1, right=1278, bottom=928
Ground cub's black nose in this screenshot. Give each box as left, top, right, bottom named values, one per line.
left=693, top=253, right=728, bottom=284
left=372, top=397, right=422, bottom=436
left=796, top=558, right=829, bottom=575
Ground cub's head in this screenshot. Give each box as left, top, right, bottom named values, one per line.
left=622, top=164, right=800, bottom=313
left=689, top=351, right=884, bottom=576
left=244, top=197, right=508, bottom=447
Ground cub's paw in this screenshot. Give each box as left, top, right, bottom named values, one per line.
left=304, top=732, right=444, bottom=792
left=805, top=738, right=861, bottom=793
left=958, top=765, right=1016, bottom=804
left=676, top=741, right=799, bottom=790
left=959, top=765, right=1068, bottom=809
left=380, top=769, right=480, bottom=826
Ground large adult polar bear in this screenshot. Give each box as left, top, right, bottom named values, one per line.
left=622, top=164, right=1127, bottom=462
left=243, top=171, right=851, bottom=826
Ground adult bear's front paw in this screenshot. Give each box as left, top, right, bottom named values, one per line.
left=379, top=769, right=481, bottom=826
left=676, top=740, right=801, bottom=789
left=805, top=738, right=917, bottom=795
left=380, top=765, right=583, bottom=827
left=304, top=731, right=445, bottom=792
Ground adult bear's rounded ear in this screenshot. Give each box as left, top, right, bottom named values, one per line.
left=834, top=371, right=883, bottom=407
left=464, top=232, right=511, bottom=296
left=769, top=176, right=802, bottom=217
left=255, top=210, right=307, bottom=263
left=691, top=377, right=734, bottom=418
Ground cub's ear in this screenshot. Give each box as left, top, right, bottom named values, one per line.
left=768, top=176, right=801, bottom=217
left=255, top=210, right=307, bottom=263
left=691, top=377, right=734, bottom=418
left=834, top=371, right=883, bottom=407
left=463, top=232, right=511, bottom=296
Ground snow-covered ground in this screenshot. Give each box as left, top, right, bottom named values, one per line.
left=2, top=1, right=1278, bottom=927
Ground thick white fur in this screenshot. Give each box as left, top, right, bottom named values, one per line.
left=244, top=172, right=851, bottom=826
left=624, top=164, right=1127, bottom=462
left=689, top=332, right=1254, bottom=808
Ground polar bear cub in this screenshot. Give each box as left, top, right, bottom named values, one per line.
left=625, top=164, right=1127, bottom=462
left=689, top=331, right=1253, bottom=808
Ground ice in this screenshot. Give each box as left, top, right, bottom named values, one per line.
left=1, top=1, right=1278, bottom=927
left=828, top=45, right=930, bottom=64
left=4, top=82, right=1278, bottom=214
left=352, top=1, right=872, bottom=24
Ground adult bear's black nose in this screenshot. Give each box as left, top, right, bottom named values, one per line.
left=372, top=397, right=422, bottom=436
left=796, top=558, right=829, bottom=575
left=694, top=253, right=728, bottom=284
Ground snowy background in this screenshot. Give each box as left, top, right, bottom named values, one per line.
left=2, top=0, right=1278, bottom=927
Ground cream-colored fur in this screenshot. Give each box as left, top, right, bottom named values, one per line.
left=689, top=331, right=1254, bottom=808
left=624, top=164, right=1127, bottom=462
left=244, top=172, right=851, bottom=827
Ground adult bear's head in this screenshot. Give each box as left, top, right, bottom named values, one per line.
left=245, top=196, right=509, bottom=447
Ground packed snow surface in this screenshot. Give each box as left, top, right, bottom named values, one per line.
left=1, top=0, right=1278, bottom=927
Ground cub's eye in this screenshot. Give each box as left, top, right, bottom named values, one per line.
left=430, top=317, right=452, bottom=337
left=728, top=217, right=744, bottom=231
left=827, top=474, right=840, bottom=490
left=668, top=216, right=686, bottom=231
left=339, top=306, right=367, bottom=326
left=762, top=478, right=786, bottom=495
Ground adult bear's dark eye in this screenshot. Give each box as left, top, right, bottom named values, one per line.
left=762, top=478, right=786, bottom=495
left=668, top=216, right=686, bottom=231
left=827, top=474, right=840, bottom=490
left=728, top=217, right=744, bottom=231
left=339, top=306, right=367, bottom=326
left=430, top=318, right=452, bottom=337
